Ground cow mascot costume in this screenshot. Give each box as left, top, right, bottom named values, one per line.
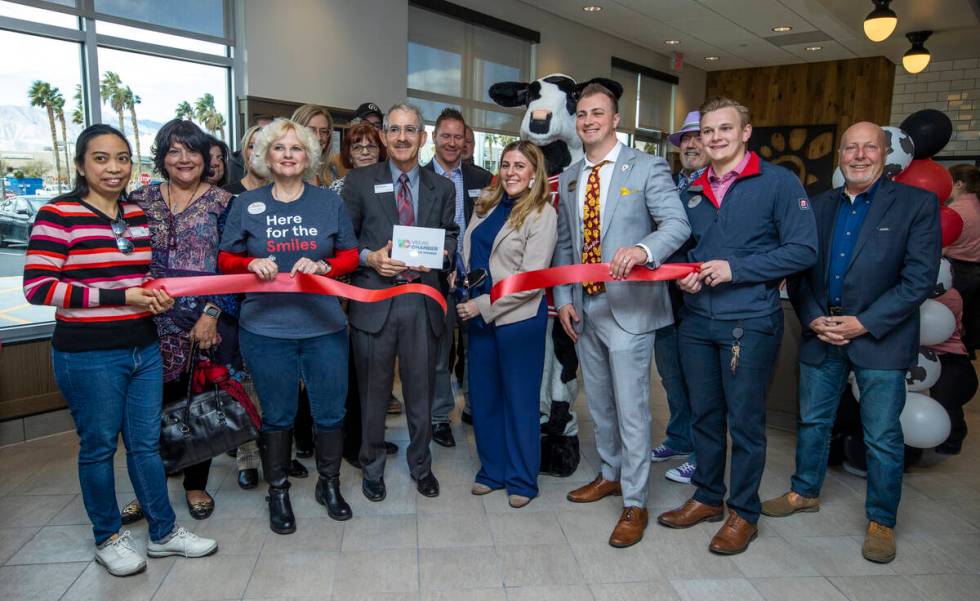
left=488, top=74, right=624, bottom=477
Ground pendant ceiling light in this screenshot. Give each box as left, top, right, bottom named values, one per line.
left=903, top=31, right=933, bottom=74
left=864, top=0, right=898, bottom=42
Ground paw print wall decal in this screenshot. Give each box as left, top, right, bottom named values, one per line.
left=750, top=124, right=837, bottom=196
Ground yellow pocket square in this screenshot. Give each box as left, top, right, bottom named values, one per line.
left=620, top=187, right=636, bottom=197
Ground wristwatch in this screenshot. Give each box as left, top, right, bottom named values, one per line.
left=203, top=304, right=221, bottom=319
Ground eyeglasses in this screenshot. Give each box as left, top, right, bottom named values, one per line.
left=352, top=143, right=379, bottom=154
left=110, top=217, right=134, bottom=254
left=386, top=125, right=420, bottom=136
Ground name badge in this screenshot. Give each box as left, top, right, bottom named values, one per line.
left=128, top=226, right=150, bottom=237
left=688, top=195, right=702, bottom=208
left=374, top=183, right=394, bottom=194
left=247, top=201, right=266, bottom=215
left=467, top=189, right=481, bottom=198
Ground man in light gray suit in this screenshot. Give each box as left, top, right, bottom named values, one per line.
left=557, top=81, right=690, bottom=548
left=342, top=103, right=459, bottom=502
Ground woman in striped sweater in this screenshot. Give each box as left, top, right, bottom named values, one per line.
left=23, top=124, right=218, bottom=577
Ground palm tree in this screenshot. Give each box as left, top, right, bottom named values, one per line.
left=99, top=71, right=126, bottom=135
left=28, top=80, right=63, bottom=192
left=122, top=86, right=142, bottom=176
left=71, top=84, right=84, bottom=126
left=175, top=100, right=194, bottom=121
left=194, top=93, right=225, bottom=139
left=51, top=90, right=71, bottom=188
left=206, top=111, right=226, bottom=141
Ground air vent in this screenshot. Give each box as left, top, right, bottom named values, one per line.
left=764, top=31, right=833, bottom=47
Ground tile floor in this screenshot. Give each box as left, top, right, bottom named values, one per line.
left=2, top=365, right=980, bottom=601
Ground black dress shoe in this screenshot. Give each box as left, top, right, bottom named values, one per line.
left=362, top=477, right=386, bottom=502
left=226, top=448, right=238, bottom=458
left=238, top=468, right=258, bottom=489
left=935, top=440, right=963, bottom=455
left=289, top=459, right=309, bottom=478
left=432, top=423, right=456, bottom=448
left=186, top=493, right=214, bottom=520
left=460, top=411, right=473, bottom=425
left=385, top=441, right=399, bottom=455
left=415, top=473, right=440, bottom=497
left=120, top=499, right=144, bottom=525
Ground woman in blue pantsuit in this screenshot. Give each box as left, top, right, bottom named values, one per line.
left=456, top=141, right=557, bottom=508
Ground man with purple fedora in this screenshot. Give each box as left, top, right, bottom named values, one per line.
left=650, top=109, right=709, bottom=484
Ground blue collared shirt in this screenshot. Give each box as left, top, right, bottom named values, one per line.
left=827, top=177, right=882, bottom=306
left=677, top=166, right=707, bottom=193
left=432, top=159, right=466, bottom=232
left=388, top=160, right=420, bottom=218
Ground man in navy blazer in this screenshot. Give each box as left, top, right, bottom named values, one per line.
left=764, top=122, right=941, bottom=565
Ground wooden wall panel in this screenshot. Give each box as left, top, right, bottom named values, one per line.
left=0, top=339, right=65, bottom=421
left=705, top=57, right=895, bottom=147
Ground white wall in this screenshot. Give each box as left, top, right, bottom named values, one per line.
left=236, top=0, right=706, bottom=131
left=237, top=0, right=408, bottom=111
left=890, top=58, right=980, bottom=156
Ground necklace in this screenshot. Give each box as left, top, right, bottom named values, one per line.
left=166, top=180, right=203, bottom=214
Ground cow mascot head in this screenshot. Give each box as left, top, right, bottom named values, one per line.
left=486, top=74, right=622, bottom=477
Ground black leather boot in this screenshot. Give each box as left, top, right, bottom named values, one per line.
left=260, top=430, right=296, bottom=534
left=315, top=429, right=352, bottom=521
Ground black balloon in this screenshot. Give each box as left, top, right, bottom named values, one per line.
left=900, top=109, right=953, bottom=159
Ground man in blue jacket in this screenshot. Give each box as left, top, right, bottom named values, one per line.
left=657, top=96, right=818, bottom=555
left=762, top=121, right=941, bottom=564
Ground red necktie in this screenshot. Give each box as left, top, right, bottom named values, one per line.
left=582, top=161, right=608, bottom=295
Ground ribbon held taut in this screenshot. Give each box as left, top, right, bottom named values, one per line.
left=490, top=263, right=701, bottom=303
left=143, top=273, right=448, bottom=315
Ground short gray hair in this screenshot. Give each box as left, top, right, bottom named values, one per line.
left=383, top=102, right=425, bottom=131
left=250, top=118, right=322, bottom=182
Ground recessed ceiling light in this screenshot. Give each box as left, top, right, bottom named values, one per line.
left=583, top=5, right=602, bottom=12
left=772, top=26, right=792, bottom=32
left=805, top=45, right=823, bottom=51
left=705, top=56, right=720, bottom=61
left=665, top=39, right=681, bottom=45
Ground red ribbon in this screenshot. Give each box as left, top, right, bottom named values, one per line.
left=143, top=273, right=448, bottom=315
left=490, top=263, right=701, bottom=303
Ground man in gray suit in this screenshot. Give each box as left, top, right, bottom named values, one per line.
left=557, top=81, right=690, bottom=548
left=342, top=103, right=459, bottom=501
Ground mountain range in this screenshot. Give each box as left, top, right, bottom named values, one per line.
left=0, top=105, right=166, bottom=154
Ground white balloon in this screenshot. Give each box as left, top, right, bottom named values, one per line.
left=881, top=126, right=915, bottom=179
left=850, top=374, right=861, bottom=401
left=901, top=392, right=951, bottom=448
left=906, top=348, right=941, bottom=392
left=919, top=299, right=956, bottom=346
left=833, top=167, right=845, bottom=189
left=934, top=257, right=953, bottom=296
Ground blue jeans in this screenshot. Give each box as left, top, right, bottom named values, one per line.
left=679, top=310, right=783, bottom=524
left=655, top=323, right=696, bottom=464
left=240, top=328, right=348, bottom=433
left=53, top=343, right=176, bottom=545
left=791, top=346, right=906, bottom=527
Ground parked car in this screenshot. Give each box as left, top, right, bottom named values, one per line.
left=0, top=195, right=51, bottom=247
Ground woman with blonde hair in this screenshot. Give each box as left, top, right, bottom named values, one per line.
left=291, top=104, right=338, bottom=187
left=223, top=125, right=267, bottom=197
left=457, top=140, right=557, bottom=508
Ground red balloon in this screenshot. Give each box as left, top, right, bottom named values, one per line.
left=895, top=159, right=953, bottom=203
left=940, top=206, right=964, bottom=248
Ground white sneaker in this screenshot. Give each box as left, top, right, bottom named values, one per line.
left=94, top=530, right=146, bottom=577
left=146, top=526, right=218, bottom=558
left=665, top=462, right=697, bottom=484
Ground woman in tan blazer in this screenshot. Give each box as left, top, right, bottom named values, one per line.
left=457, top=141, right=557, bottom=508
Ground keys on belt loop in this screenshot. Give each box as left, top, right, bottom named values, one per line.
left=730, top=323, right=743, bottom=375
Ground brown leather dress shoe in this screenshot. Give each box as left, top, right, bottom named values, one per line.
left=761, top=491, right=820, bottom=517
left=609, top=507, right=648, bottom=548
left=567, top=474, right=622, bottom=503
left=657, top=498, right=724, bottom=529
left=709, top=511, right=758, bottom=555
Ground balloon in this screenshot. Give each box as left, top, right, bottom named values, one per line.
left=919, top=298, right=956, bottom=345
left=933, top=257, right=953, bottom=297
left=832, top=167, right=845, bottom=189
left=881, top=126, right=915, bottom=179
left=940, top=206, right=964, bottom=248
left=850, top=372, right=861, bottom=401
left=906, top=348, right=941, bottom=392
left=900, top=392, right=951, bottom=448
left=900, top=109, right=953, bottom=159
left=895, top=159, right=953, bottom=203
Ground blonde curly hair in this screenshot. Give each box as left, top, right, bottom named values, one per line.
left=250, top=118, right=322, bottom=182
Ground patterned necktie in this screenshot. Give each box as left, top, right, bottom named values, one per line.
left=582, top=160, right=608, bottom=295
left=395, top=173, right=419, bottom=282
left=396, top=173, right=415, bottom=226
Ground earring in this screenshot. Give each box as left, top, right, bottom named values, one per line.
left=528, top=177, right=535, bottom=189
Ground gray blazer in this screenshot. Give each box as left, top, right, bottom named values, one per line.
left=463, top=201, right=558, bottom=326
left=553, top=145, right=690, bottom=334
left=342, top=161, right=459, bottom=336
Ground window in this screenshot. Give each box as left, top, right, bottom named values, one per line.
left=408, top=5, right=531, bottom=136
left=0, top=0, right=234, bottom=340
left=612, top=59, right=677, bottom=159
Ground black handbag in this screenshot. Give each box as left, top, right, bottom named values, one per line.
left=159, top=348, right=258, bottom=474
